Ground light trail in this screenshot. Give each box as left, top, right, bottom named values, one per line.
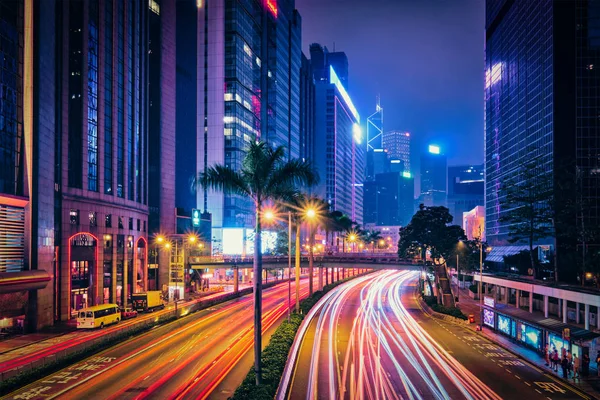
left=301, top=270, right=503, bottom=400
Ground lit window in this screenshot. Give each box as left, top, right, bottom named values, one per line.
left=256, top=57, right=261, bottom=67
left=223, top=116, right=234, bottom=124
left=89, top=211, right=97, bottom=227
left=224, top=93, right=233, bottom=101
left=224, top=128, right=233, bottom=136
left=243, top=43, right=252, bottom=57
left=70, top=210, right=80, bottom=225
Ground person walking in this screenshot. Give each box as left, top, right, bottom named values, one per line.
left=567, top=351, right=573, bottom=378
left=553, top=349, right=560, bottom=372
left=573, top=354, right=580, bottom=379
left=544, top=345, right=550, bottom=367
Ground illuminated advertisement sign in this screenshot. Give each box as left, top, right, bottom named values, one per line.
left=548, top=332, right=568, bottom=354
left=192, top=209, right=200, bottom=227
left=484, top=296, right=495, bottom=308
left=222, top=228, right=245, bottom=255
left=497, top=314, right=511, bottom=336
left=519, top=323, right=541, bottom=350
left=483, top=309, right=495, bottom=328
left=245, top=231, right=278, bottom=255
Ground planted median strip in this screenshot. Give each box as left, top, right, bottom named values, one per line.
left=231, top=271, right=372, bottom=400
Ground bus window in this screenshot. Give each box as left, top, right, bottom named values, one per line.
left=79, top=312, right=85, bottom=318
left=86, top=312, right=93, bottom=318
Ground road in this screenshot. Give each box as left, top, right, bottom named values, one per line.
left=287, top=270, right=590, bottom=400
left=3, top=279, right=310, bottom=400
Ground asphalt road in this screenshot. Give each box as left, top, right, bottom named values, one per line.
left=3, top=279, right=311, bottom=400
left=287, top=270, right=590, bottom=400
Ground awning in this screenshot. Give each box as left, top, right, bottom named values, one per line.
left=486, top=245, right=530, bottom=263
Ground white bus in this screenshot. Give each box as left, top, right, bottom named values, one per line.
left=76, top=304, right=120, bottom=329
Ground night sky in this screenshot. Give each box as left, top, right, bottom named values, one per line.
left=295, top=0, right=485, bottom=168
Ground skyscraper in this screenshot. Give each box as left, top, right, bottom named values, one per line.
left=485, top=0, right=600, bottom=279
left=311, top=44, right=364, bottom=224
left=56, top=0, right=151, bottom=321
left=447, top=165, right=484, bottom=225
left=196, top=1, right=303, bottom=250
left=383, top=130, right=411, bottom=174
left=420, top=145, right=447, bottom=207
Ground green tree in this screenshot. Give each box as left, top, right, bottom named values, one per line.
left=364, top=230, right=383, bottom=254
left=499, top=157, right=553, bottom=279
left=398, top=204, right=466, bottom=265
left=195, top=141, right=317, bottom=385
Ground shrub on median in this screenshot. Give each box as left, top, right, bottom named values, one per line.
left=422, top=295, right=468, bottom=320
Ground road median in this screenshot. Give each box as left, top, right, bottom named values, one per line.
left=231, top=271, right=373, bottom=400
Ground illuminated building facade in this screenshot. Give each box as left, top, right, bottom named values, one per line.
left=463, top=206, right=485, bottom=242
left=383, top=130, right=411, bottom=174
left=363, top=172, right=414, bottom=226
left=311, top=44, right=364, bottom=224
left=196, top=0, right=302, bottom=253
left=420, top=145, right=447, bottom=207
left=485, top=0, right=600, bottom=280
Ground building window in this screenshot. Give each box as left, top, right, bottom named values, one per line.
left=136, top=219, right=140, bottom=231
left=70, top=210, right=80, bottom=225
left=143, top=221, right=146, bottom=232
left=104, top=0, right=114, bottom=195
left=68, top=1, right=84, bottom=189
left=89, top=211, right=97, bottom=227
left=87, top=0, right=99, bottom=192
left=128, top=217, right=133, bottom=230
left=71, top=260, right=90, bottom=282
left=118, top=216, right=124, bottom=229
left=106, top=214, right=112, bottom=228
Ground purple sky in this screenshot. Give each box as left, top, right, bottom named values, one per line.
left=295, top=0, right=485, bottom=166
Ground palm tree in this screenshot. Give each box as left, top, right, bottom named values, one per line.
left=364, top=230, right=383, bottom=254
left=195, top=141, right=317, bottom=385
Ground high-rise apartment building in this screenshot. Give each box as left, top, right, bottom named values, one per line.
left=420, top=145, right=447, bottom=207
left=383, top=130, right=411, bottom=173
left=485, top=0, right=600, bottom=279
left=196, top=1, right=302, bottom=250
left=447, top=165, right=484, bottom=224
left=310, top=44, right=364, bottom=224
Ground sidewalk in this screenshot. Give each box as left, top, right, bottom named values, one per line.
left=455, top=286, right=600, bottom=396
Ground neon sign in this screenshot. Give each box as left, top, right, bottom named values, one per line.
left=266, top=0, right=277, bottom=18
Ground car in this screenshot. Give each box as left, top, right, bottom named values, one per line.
left=120, top=307, right=138, bottom=320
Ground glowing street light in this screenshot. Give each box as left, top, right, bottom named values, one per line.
left=188, top=235, right=196, bottom=243
left=264, top=209, right=275, bottom=221
left=156, top=235, right=165, bottom=244
left=306, top=208, right=316, bottom=219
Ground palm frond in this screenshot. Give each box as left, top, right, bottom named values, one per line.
left=197, top=165, right=252, bottom=199
left=264, top=159, right=318, bottom=196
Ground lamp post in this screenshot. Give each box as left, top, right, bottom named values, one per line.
left=456, top=240, right=463, bottom=303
